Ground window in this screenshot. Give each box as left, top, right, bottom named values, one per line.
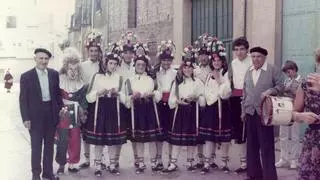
left=128, top=0, right=137, bottom=28
left=192, top=0, right=233, bottom=61
left=95, top=0, right=102, bottom=12
left=6, top=16, right=17, bottom=28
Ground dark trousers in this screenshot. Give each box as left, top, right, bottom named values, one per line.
left=29, top=102, right=56, bottom=177
left=246, top=112, right=277, bottom=180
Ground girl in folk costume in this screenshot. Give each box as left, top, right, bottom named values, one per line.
left=123, top=44, right=163, bottom=173
left=163, top=46, right=206, bottom=173
left=199, top=40, right=232, bottom=174
left=193, top=33, right=214, bottom=169
left=85, top=52, right=127, bottom=177
left=79, top=31, right=105, bottom=169
left=55, top=47, right=88, bottom=174
left=154, top=40, right=177, bottom=171
left=116, top=32, right=139, bottom=168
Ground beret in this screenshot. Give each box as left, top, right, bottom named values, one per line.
left=250, top=46, right=268, bottom=56
left=34, top=48, right=52, bottom=58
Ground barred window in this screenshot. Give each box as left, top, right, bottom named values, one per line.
left=128, top=0, right=137, bottom=28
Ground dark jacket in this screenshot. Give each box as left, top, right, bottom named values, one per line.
left=19, top=68, right=63, bottom=130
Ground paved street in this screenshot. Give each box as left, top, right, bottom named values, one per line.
left=0, top=83, right=297, bottom=180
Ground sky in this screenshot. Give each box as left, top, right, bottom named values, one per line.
left=0, top=0, right=75, bottom=33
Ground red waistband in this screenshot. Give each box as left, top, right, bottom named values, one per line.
left=232, top=89, right=243, bottom=97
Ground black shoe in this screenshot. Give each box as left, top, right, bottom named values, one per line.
left=221, top=166, right=230, bottom=173
left=210, top=162, right=219, bottom=169
left=156, top=163, right=164, bottom=171
left=234, top=167, right=247, bottom=174
left=32, top=175, right=41, bottom=180
left=109, top=168, right=120, bottom=175
left=57, top=166, right=64, bottom=175
left=162, top=164, right=178, bottom=173
left=115, top=163, right=120, bottom=169
left=42, top=174, right=60, bottom=180
left=94, top=169, right=102, bottom=177
left=68, top=167, right=79, bottom=173
left=200, top=167, right=210, bottom=174
left=195, top=162, right=204, bottom=169
left=79, top=162, right=90, bottom=169
left=187, top=165, right=196, bottom=172
left=135, top=167, right=145, bottom=174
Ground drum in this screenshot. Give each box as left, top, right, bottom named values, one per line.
left=261, top=96, right=294, bottom=126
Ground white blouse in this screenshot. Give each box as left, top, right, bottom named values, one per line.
left=86, top=73, right=124, bottom=103
left=80, top=59, right=100, bottom=84
left=156, top=67, right=177, bottom=92
left=204, top=70, right=232, bottom=106
left=194, top=65, right=211, bottom=83
left=168, top=77, right=205, bottom=109
left=123, top=73, right=161, bottom=108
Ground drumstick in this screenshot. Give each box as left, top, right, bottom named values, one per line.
left=117, top=97, right=121, bottom=133
left=171, top=105, right=179, bottom=132
left=218, top=98, right=222, bottom=136
left=153, top=99, right=161, bottom=132
left=94, top=96, right=99, bottom=133
left=196, top=101, right=199, bottom=136
left=131, top=99, right=135, bottom=138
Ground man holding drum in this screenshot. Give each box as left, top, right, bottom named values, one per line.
left=241, top=47, right=284, bottom=180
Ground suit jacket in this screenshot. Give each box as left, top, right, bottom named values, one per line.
left=241, top=63, right=284, bottom=116
left=19, top=68, right=63, bottom=130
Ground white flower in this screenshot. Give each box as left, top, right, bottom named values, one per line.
left=68, top=94, right=73, bottom=98
left=211, top=47, right=216, bottom=52
left=219, top=52, right=227, bottom=56
left=69, top=110, right=74, bottom=114
left=168, top=40, right=172, bottom=44
left=69, top=125, right=74, bottom=129
left=184, top=48, right=188, bottom=52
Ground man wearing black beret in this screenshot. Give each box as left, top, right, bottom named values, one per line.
left=19, top=48, right=62, bottom=180
left=241, top=46, right=284, bottom=180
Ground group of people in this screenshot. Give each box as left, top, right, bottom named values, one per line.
left=19, top=30, right=320, bottom=180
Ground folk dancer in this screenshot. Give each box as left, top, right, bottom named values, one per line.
left=123, top=43, right=163, bottom=173
left=199, top=40, right=232, bottom=174
left=242, top=47, right=284, bottom=180
left=163, top=46, right=205, bottom=173
left=154, top=40, right=177, bottom=171
left=275, top=60, right=302, bottom=169
left=228, top=37, right=252, bottom=173
left=55, top=47, right=88, bottom=175
left=193, top=33, right=214, bottom=169
left=85, top=52, right=127, bottom=176
left=79, top=31, right=104, bottom=169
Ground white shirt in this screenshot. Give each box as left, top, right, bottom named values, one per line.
left=80, top=59, right=100, bottom=84
left=168, top=77, right=205, bottom=109
left=36, top=68, right=51, bottom=101
left=86, top=73, right=122, bottom=103
left=194, top=65, right=211, bottom=83
left=156, top=67, right=177, bottom=92
left=117, top=61, right=134, bottom=81
left=204, top=70, right=232, bottom=105
left=250, top=61, right=268, bottom=86
left=231, top=56, right=252, bottom=89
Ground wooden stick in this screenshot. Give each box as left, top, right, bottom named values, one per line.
left=196, top=101, right=199, bottom=136
left=171, top=106, right=179, bottom=132
left=242, top=121, right=246, bottom=142
left=94, top=96, right=99, bottom=133
left=131, top=99, right=135, bottom=138
left=153, top=99, right=161, bottom=132
left=218, top=98, right=222, bottom=135
left=117, top=97, right=121, bottom=133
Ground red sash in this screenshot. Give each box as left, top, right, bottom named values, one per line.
left=232, top=89, right=243, bottom=97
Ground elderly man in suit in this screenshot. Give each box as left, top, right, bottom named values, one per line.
left=241, top=47, right=284, bottom=180
left=20, top=48, right=63, bottom=180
